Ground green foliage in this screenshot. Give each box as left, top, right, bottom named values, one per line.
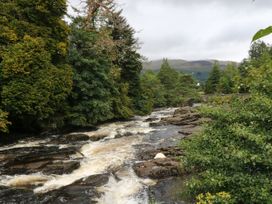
left=141, top=70, right=167, bottom=109
left=0, top=0, right=72, bottom=131
left=252, top=26, right=272, bottom=42
left=181, top=56, right=272, bottom=203
left=196, top=192, right=234, bottom=204
left=238, top=41, right=272, bottom=93
left=204, top=63, right=221, bottom=94
left=0, top=110, right=10, bottom=133
left=141, top=60, right=200, bottom=111
left=110, top=12, right=144, bottom=113
left=67, top=17, right=114, bottom=127
left=217, top=64, right=239, bottom=94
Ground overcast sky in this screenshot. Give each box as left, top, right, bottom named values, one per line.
left=68, top=0, right=272, bottom=62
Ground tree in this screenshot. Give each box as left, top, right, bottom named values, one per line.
left=205, top=63, right=221, bottom=94
left=141, top=70, right=166, bottom=110
left=110, top=11, right=144, bottom=113
left=217, top=63, right=239, bottom=94
left=0, top=0, right=72, bottom=131
left=67, top=17, right=114, bottom=127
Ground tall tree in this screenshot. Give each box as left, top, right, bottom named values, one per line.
left=0, top=0, right=72, bottom=131
left=110, top=11, right=143, bottom=112
left=67, top=17, right=114, bottom=127
left=205, top=63, right=221, bottom=94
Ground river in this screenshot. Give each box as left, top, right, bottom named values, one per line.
left=0, top=108, right=187, bottom=204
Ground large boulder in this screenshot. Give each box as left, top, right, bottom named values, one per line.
left=133, top=158, right=181, bottom=179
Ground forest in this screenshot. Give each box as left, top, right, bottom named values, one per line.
left=0, top=0, right=199, bottom=135
left=0, top=0, right=272, bottom=204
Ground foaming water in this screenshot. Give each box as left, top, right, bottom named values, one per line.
left=34, top=136, right=142, bottom=193
left=0, top=173, right=52, bottom=187
left=97, top=168, right=155, bottom=204
left=0, top=108, right=177, bottom=203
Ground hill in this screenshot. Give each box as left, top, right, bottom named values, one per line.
left=143, top=59, right=238, bottom=82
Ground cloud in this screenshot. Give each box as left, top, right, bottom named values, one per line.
left=69, top=0, right=272, bottom=62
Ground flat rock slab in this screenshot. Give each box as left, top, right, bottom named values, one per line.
left=0, top=146, right=80, bottom=175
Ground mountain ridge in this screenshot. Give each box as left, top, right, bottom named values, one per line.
left=142, top=59, right=238, bottom=82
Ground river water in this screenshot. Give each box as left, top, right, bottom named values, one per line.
left=0, top=108, right=183, bottom=204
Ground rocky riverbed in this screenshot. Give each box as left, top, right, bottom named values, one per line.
left=0, top=106, right=204, bottom=204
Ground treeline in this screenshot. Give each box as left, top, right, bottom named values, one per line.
left=0, top=1, right=200, bottom=135
left=204, top=41, right=271, bottom=95
left=0, top=0, right=147, bottom=134
left=181, top=41, right=272, bottom=203
left=141, top=59, right=200, bottom=110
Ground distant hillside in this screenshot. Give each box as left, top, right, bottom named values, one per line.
left=143, top=59, right=238, bottom=82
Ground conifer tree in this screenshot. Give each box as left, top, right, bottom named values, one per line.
left=67, top=17, right=114, bottom=126
left=205, top=63, right=221, bottom=94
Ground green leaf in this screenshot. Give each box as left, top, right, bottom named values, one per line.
left=252, top=26, right=272, bottom=42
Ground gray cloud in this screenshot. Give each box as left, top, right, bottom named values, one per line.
left=69, top=0, right=272, bottom=61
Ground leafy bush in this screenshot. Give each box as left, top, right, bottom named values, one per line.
left=196, top=192, right=234, bottom=204
left=181, top=57, right=272, bottom=203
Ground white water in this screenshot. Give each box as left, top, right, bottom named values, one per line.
left=0, top=108, right=177, bottom=203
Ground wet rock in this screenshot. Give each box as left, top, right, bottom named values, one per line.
left=89, top=131, right=109, bottom=141
left=151, top=106, right=204, bottom=127
left=148, top=177, right=187, bottom=204
left=145, top=117, right=158, bottom=122
left=115, top=131, right=134, bottom=139
left=41, top=174, right=109, bottom=204
left=136, top=146, right=184, bottom=161
left=57, top=134, right=90, bottom=143
left=42, top=161, right=80, bottom=175
left=0, top=186, right=40, bottom=204
left=133, top=158, right=181, bottom=179
left=0, top=146, right=80, bottom=175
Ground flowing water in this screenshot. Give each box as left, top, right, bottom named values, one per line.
left=0, top=108, right=180, bottom=204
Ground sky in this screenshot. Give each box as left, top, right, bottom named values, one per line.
left=68, top=0, right=272, bottom=62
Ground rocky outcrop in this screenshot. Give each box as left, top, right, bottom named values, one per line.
left=0, top=146, right=81, bottom=175
left=133, top=158, right=181, bottom=179
left=150, top=106, right=208, bottom=127
left=56, top=134, right=90, bottom=143
left=42, top=174, right=109, bottom=204
left=88, top=131, right=109, bottom=141
left=0, top=174, right=109, bottom=204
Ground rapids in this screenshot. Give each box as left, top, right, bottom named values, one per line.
left=0, top=108, right=182, bottom=203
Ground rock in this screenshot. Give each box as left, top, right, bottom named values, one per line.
left=42, top=161, right=80, bottom=175
left=136, top=146, right=184, bottom=161
left=154, top=153, right=167, bottom=159
left=0, top=146, right=80, bottom=175
left=115, top=131, right=134, bottom=139
left=0, top=174, right=110, bottom=204
left=133, top=158, right=181, bottom=179
left=59, top=134, right=90, bottom=143
left=89, top=131, right=109, bottom=141
left=41, top=174, right=109, bottom=204
left=145, top=117, right=158, bottom=122
left=148, top=177, right=187, bottom=204
left=0, top=186, right=39, bottom=204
